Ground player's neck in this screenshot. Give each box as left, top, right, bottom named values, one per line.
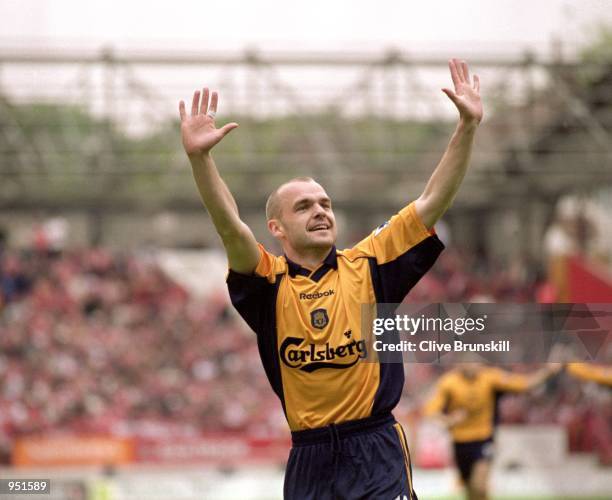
left=283, top=245, right=332, bottom=271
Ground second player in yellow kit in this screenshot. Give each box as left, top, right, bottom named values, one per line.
left=425, top=364, right=559, bottom=500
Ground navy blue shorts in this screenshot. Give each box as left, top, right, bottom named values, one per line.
left=284, top=413, right=418, bottom=500
left=452, top=438, right=494, bottom=482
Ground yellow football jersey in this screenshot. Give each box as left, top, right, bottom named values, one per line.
left=227, top=202, right=443, bottom=431
left=424, top=367, right=530, bottom=442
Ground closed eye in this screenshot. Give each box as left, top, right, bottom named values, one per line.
left=320, top=197, right=331, bottom=209
left=293, top=199, right=311, bottom=211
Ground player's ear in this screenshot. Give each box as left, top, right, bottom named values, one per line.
left=267, top=219, right=284, bottom=238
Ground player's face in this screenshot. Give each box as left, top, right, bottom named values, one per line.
left=271, top=181, right=337, bottom=252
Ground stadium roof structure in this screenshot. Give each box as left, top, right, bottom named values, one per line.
left=0, top=47, right=611, bottom=216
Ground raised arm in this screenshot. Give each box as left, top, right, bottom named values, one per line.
left=415, top=59, right=483, bottom=228
left=179, top=88, right=260, bottom=274
left=566, top=362, right=612, bottom=387
left=493, top=365, right=561, bottom=393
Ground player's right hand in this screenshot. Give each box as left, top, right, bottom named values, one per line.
left=179, top=88, right=238, bottom=156
left=446, top=409, right=469, bottom=428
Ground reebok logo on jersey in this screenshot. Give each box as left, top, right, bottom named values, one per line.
left=279, top=332, right=367, bottom=372
left=299, top=289, right=335, bottom=300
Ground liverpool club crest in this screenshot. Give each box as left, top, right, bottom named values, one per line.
left=310, top=308, right=329, bottom=329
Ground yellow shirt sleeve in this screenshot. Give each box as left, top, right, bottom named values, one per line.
left=234, top=243, right=286, bottom=283
left=567, top=363, right=612, bottom=387
left=489, top=368, right=530, bottom=392
left=350, top=202, right=434, bottom=264
left=423, top=378, right=449, bottom=416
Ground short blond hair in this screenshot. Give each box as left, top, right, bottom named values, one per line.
left=265, top=176, right=316, bottom=221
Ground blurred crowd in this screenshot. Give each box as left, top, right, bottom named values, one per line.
left=0, top=246, right=284, bottom=464
left=0, top=245, right=609, bottom=464
left=408, top=246, right=544, bottom=302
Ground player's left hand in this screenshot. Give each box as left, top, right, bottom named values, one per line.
left=442, top=59, right=483, bottom=125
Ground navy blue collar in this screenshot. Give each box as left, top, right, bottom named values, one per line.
left=285, top=246, right=338, bottom=281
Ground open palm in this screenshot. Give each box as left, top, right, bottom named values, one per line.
left=179, top=88, right=238, bottom=156
left=442, top=59, right=483, bottom=124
